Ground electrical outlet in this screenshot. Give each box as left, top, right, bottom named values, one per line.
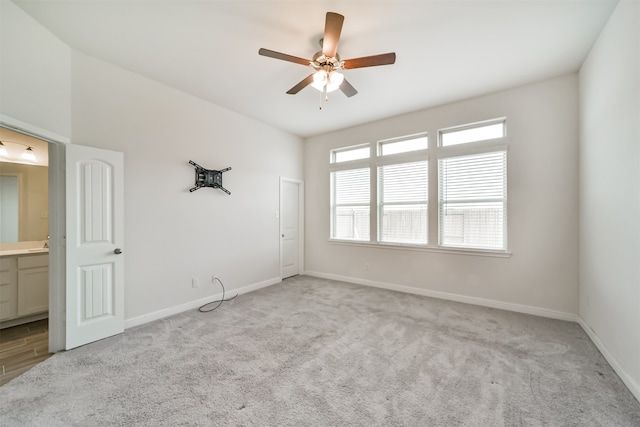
left=192, top=277, right=199, bottom=288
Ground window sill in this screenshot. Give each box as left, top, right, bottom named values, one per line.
left=328, top=239, right=512, bottom=258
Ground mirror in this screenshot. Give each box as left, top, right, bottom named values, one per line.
left=0, top=175, right=19, bottom=242
left=0, top=162, right=48, bottom=243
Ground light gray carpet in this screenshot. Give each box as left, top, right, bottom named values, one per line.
left=1, top=275, right=639, bottom=426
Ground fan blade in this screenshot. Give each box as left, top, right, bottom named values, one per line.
left=287, top=74, right=315, bottom=94
left=339, top=79, right=358, bottom=97
left=258, top=48, right=311, bottom=66
left=343, top=53, right=396, bottom=69
left=322, top=12, right=344, bottom=58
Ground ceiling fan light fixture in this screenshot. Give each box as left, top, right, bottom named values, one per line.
left=311, top=69, right=343, bottom=93
left=311, top=70, right=327, bottom=89
left=327, top=71, right=344, bottom=91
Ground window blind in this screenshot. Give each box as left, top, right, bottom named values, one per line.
left=378, top=160, right=428, bottom=244
left=438, top=151, right=506, bottom=250
left=331, top=168, right=370, bottom=241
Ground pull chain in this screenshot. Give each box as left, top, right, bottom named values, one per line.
left=319, top=84, right=329, bottom=110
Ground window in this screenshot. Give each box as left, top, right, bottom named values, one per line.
left=331, top=144, right=370, bottom=163
left=379, top=133, right=428, bottom=156
left=438, top=151, right=507, bottom=250
left=331, top=168, right=370, bottom=241
left=378, top=161, right=428, bottom=244
left=329, top=118, right=508, bottom=253
left=330, top=135, right=429, bottom=246
left=440, top=119, right=505, bottom=147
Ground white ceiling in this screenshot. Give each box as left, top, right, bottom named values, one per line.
left=14, top=0, right=618, bottom=138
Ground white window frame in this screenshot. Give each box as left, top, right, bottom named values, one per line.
left=377, top=157, right=429, bottom=246
left=330, top=143, right=370, bottom=164
left=328, top=119, right=510, bottom=257
left=439, top=117, right=506, bottom=147
left=330, top=165, right=371, bottom=242
left=437, top=147, right=508, bottom=251
left=378, top=132, right=429, bottom=156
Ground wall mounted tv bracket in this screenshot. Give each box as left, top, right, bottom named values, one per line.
left=188, top=160, right=231, bottom=194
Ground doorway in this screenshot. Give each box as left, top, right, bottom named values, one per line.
left=0, top=122, right=66, bottom=354
left=1, top=119, right=125, bottom=358
left=0, top=126, right=58, bottom=384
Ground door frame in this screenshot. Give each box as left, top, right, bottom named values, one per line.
left=279, top=177, right=304, bottom=279
left=0, top=116, right=68, bottom=352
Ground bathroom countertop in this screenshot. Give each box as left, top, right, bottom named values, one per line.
left=0, top=248, right=49, bottom=257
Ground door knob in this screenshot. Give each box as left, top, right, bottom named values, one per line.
left=114, top=248, right=123, bottom=255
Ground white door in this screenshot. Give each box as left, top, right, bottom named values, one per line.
left=281, top=178, right=303, bottom=279
left=65, top=144, right=124, bottom=350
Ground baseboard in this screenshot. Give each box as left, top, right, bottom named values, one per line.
left=0, top=312, right=48, bottom=330
left=577, top=317, right=640, bottom=403
left=304, top=270, right=579, bottom=322
left=124, top=276, right=282, bottom=329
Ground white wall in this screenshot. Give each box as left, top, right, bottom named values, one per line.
left=579, top=0, right=640, bottom=399
left=71, top=51, right=304, bottom=322
left=0, top=1, right=304, bottom=325
left=0, top=0, right=71, bottom=139
left=1, top=0, right=303, bottom=326
left=305, top=74, right=579, bottom=317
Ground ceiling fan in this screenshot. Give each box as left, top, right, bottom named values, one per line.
left=258, top=12, right=396, bottom=106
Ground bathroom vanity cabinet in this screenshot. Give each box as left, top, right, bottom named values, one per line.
left=0, top=252, right=48, bottom=327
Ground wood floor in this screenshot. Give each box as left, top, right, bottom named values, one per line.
left=0, top=319, right=50, bottom=386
